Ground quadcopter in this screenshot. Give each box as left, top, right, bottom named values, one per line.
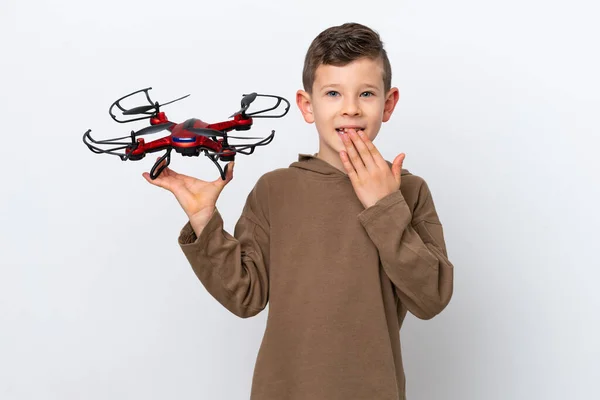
left=83, top=87, right=290, bottom=180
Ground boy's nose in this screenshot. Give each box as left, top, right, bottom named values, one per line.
left=341, top=98, right=361, bottom=116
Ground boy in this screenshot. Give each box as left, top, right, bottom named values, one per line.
left=143, top=22, right=454, bottom=400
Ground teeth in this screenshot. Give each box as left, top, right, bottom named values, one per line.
left=336, top=128, right=364, bottom=133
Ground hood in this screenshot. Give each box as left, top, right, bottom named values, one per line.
left=289, top=153, right=411, bottom=180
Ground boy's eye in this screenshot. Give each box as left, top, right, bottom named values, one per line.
left=325, top=90, right=374, bottom=97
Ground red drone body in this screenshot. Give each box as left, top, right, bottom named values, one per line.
left=125, top=113, right=253, bottom=158
left=83, top=87, right=290, bottom=179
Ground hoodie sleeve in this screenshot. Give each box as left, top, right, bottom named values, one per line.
left=177, top=177, right=270, bottom=318
left=357, top=179, right=454, bottom=320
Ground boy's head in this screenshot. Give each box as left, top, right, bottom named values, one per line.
left=296, top=23, right=399, bottom=160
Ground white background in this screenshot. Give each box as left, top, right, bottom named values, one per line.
left=1, top=0, right=599, bottom=399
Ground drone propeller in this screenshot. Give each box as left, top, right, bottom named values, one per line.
left=134, top=122, right=175, bottom=136
left=85, top=122, right=173, bottom=145
left=229, top=92, right=258, bottom=118
left=187, top=127, right=263, bottom=139
left=241, top=92, right=257, bottom=109
left=122, top=94, right=191, bottom=116
left=122, top=104, right=157, bottom=115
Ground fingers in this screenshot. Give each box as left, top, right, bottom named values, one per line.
left=394, top=153, right=406, bottom=168
left=223, top=161, right=235, bottom=185
left=212, top=161, right=235, bottom=186
left=340, top=129, right=378, bottom=174
left=392, top=153, right=406, bottom=185
left=143, top=157, right=235, bottom=190
left=356, top=130, right=388, bottom=170
left=142, top=171, right=172, bottom=190
left=142, top=157, right=175, bottom=190
left=340, top=151, right=359, bottom=183
left=226, top=161, right=235, bottom=182
left=340, top=129, right=366, bottom=182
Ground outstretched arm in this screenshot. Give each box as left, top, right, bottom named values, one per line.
left=178, top=176, right=271, bottom=318
left=144, top=158, right=270, bottom=318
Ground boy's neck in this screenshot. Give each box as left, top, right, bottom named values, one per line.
left=315, top=145, right=346, bottom=174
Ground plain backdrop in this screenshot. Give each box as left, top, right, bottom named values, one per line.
left=1, top=0, right=599, bottom=399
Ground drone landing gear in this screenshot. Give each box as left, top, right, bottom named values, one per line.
left=204, top=151, right=231, bottom=181
left=150, top=149, right=230, bottom=181
left=150, top=149, right=172, bottom=180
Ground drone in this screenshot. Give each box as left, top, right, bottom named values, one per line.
left=83, top=87, right=290, bottom=180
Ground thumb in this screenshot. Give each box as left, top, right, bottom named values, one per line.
left=142, top=171, right=172, bottom=192
left=225, top=161, right=235, bottom=183
left=392, top=153, right=405, bottom=185
left=214, top=161, right=235, bottom=186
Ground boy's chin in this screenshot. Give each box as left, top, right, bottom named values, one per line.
left=331, top=141, right=349, bottom=155
left=316, top=139, right=345, bottom=156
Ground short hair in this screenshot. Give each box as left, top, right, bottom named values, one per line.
left=302, top=22, right=392, bottom=94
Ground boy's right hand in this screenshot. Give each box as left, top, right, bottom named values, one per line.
left=142, top=158, right=234, bottom=235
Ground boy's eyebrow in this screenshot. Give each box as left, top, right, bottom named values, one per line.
left=319, top=83, right=381, bottom=91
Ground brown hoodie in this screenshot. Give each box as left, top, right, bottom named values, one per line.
left=178, top=154, right=454, bottom=400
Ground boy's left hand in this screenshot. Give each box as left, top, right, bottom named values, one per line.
left=339, top=128, right=405, bottom=209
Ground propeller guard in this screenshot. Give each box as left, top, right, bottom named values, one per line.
left=109, top=87, right=190, bottom=124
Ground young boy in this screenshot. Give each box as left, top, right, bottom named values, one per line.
left=144, top=22, right=454, bottom=400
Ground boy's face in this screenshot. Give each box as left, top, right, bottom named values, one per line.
left=297, top=57, right=399, bottom=158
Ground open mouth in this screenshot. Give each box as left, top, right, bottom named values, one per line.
left=336, top=127, right=365, bottom=134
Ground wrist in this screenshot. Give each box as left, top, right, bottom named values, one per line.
left=189, top=207, right=216, bottom=236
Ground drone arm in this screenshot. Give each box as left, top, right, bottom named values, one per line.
left=139, top=137, right=171, bottom=152
left=208, top=115, right=253, bottom=132
left=127, top=136, right=173, bottom=159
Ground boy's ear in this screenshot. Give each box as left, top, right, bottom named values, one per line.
left=296, top=90, right=314, bottom=124
left=382, top=87, right=400, bottom=122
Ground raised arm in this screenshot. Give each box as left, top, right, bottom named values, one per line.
left=358, top=179, right=454, bottom=320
